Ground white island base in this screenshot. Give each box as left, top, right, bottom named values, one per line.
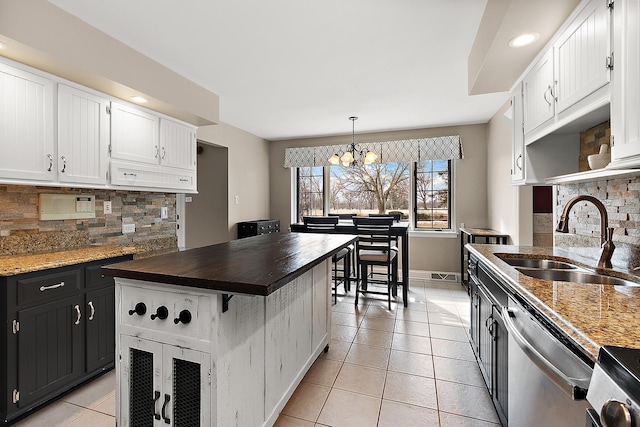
left=114, top=260, right=331, bottom=427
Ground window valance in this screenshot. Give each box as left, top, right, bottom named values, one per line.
left=284, top=135, right=463, bottom=168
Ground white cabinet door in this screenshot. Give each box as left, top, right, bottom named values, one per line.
left=119, top=335, right=211, bottom=427
left=162, top=345, right=211, bottom=427
left=57, top=84, right=109, bottom=185
left=110, top=101, right=159, bottom=165
left=511, top=84, right=525, bottom=184
left=0, top=61, right=54, bottom=181
left=523, top=49, right=556, bottom=134
left=159, top=118, right=196, bottom=171
left=610, top=0, right=640, bottom=164
left=555, top=0, right=611, bottom=114
left=119, top=335, right=163, bottom=427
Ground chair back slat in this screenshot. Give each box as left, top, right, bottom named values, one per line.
left=368, top=213, right=401, bottom=222
left=328, top=213, right=358, bottom=220
left=303, top=216, right=339, bottom=231
left=353, top=217, right=394, bottom=253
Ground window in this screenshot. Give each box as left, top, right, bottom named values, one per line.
left=295, top=161, right=452, bottom=230
left=296, top=166, right=324, bottom=222
left=415, top=160, right=451, bottom=229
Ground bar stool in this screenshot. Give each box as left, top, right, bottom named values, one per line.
left=303, top=216, right=352, bottom=303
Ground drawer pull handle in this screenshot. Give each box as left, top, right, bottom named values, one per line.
left=179, top=178, right=189, bottom=182
left=123, top=172, right=137, bottom=177
left=88, top=301, right=95, bottom=321
left=74, top=305, right=81, bottom=325
left=40, top=282, right=65, bottom=292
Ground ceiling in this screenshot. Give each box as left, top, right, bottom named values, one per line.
left=38, top=0, right=577, bottom=141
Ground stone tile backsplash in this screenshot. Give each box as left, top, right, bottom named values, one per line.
left=0, top=185, right=177, bottom=256
left=555, top=176, right=640, bottom=270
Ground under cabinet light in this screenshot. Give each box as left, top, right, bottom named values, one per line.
left=130, top=96, right=148, bottom=103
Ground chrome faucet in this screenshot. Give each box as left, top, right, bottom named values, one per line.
left=556, top=195, right=615, bottom=269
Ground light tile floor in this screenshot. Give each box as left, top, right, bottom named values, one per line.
left=275, top=279, right=501, bottom=427
left=12, top=279, right=500, bottom=427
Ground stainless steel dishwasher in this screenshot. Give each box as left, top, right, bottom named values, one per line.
left=502, top=295, right=594, bottom=427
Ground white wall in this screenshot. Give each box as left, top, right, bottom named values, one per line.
left=486, top=100, right=532, bottom=245
left=269, top=123, right=490, bottom=273
left=198, top=123, right=270, bottom=241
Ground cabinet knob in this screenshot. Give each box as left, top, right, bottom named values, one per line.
left=150, top=306, right=169, bottom=320
left=128, top=302, right=147, bottom=316
left=173, top=310, right=192, bottom=324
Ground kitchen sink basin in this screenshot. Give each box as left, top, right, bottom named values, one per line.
left=500, top=257, right=577, bottom=270
left=516, top=268, right=640, bottom=287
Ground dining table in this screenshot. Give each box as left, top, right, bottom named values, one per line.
left=290, top=220, right=409, bottom=307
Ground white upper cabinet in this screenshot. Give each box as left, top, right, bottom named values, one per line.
left=523, top=49, right=556, bottom=134
left=57, top=84, right=109, bottom=185
left=0, top=61, right=55, bottom=182
left=523, top=0, right=612, bottom=145
left=159, top=118, right=196, bottom=171
left=610, top=0, right=640, bottom=165
left=555, top=0, right=611, bottom=114
left=110, top=101, right=159, bottom=165
left=512, top=83, right=525, bottom=184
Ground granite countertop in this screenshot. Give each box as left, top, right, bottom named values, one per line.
left=103, top=232, right=357, bottom=296
left=468, top=244, right=640, bottom=360
left=0, top=246, right=137, bottom=276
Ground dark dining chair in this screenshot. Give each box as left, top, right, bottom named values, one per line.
left=368, top=212, right=402, bottom=222
left=328, top=213, right=358, bottom=220
left=302, top=216, right=352, bottom=303
left=353, top=216, right=398, bottom=309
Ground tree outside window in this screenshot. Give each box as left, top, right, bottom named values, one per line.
left=329, top=162, right=409, bottom=217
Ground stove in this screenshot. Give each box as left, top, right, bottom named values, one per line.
left=587, top=346, right=640, bottom=427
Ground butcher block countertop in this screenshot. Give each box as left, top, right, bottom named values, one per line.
left=468, top=244, right=640, bottom=360
left=0, top=245, right=137, bottom=276
left=102, top=232, right=357, bottom=296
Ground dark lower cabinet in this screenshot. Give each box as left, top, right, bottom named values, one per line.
left=85, top=286, right=116, bottom=373
left=468, top=253, right=508, bottom=426
left=0, top=254, right=132, bottom=423
left=17, top=295, right=84, bottom=408
left=492, top=306, right=508, bottom=426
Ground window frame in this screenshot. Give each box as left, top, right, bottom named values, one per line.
left=295, top=166, right=326, bottom=222
left=293, top=161, right=455, bottom=233
left=413, top=160, right=452, bottom=231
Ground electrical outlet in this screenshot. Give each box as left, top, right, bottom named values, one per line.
left=104, top=201, right=112, bottom=214
left=161, top=206, right=168, bottom=219
left=122, top=223, right=135, bottom=234
left=235, top=195, right=240, bottom=205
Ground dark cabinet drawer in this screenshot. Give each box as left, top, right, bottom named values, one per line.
left=15, top=269, right=82, bottom=306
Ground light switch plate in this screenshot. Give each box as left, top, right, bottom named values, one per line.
left=161, top=207, right=168, bottom=219
left=104, top=201, right=112, bottom=214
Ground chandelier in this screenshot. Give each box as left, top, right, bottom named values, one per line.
left=328, top=116, right=378, bottom=167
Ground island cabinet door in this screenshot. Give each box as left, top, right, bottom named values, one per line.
left=119, top=336, right=211, bottom=427
left=85, top=286, right=115, bottom=373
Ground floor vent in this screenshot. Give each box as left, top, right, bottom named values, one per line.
left=430, top=273, right=457, bottom=282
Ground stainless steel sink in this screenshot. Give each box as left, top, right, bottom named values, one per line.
left=500, top=257, right=577, bottom=270
left=516, top=268, right=640, bottom=287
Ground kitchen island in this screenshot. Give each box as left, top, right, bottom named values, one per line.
left=102, top=232, right=356, bottom=427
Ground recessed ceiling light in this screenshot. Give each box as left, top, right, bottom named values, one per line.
left=0, top=41, right=6, bottom=50
left=508, top=33, right=539, bottom=48
left=130, top=96, right=148, bottom=103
